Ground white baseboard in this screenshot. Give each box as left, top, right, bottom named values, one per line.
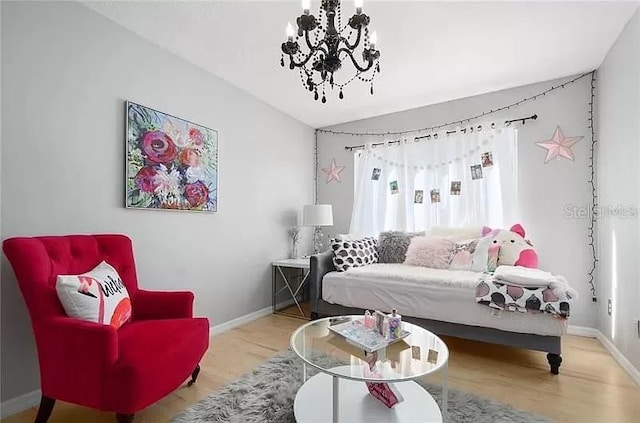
left=275, top=299, right=297, bottom=311
left=567, top=325, right=599, bottom=337
left=595, top=331, right=640, bottom=387
left=209, top=306, right=272, bottom=337
left=0, top=307, right=274, bottom=418
left=566, top=325, right=639, bottom=387
left=0, top=389, right=41, bottom=419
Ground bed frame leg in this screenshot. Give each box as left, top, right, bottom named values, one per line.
left=547, top=353, right=562, bottom=375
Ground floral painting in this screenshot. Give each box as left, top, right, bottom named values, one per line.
left=126, top=101, right=218, bottom=212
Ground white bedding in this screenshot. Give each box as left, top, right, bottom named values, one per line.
left=494, top=265, right=557, bottom=287
left=322, top=264, right=567, bottom=337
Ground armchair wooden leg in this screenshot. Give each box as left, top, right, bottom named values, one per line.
left=116, top=413, right=134, bottom=423
left=187, top=364, right=201, bottom=387
left=34, top=395, right=55, bottom=423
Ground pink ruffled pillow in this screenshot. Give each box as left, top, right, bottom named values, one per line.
left=404, top=236, right=455, bottom=269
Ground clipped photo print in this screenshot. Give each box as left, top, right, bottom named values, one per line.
left=450, top=181, right=461, bottom=195
left=481, top=151, right=494, bottom=167
left=430, top=189, right=441, bottom=203
left=390, top=180, right=399, bottom=194
left=471, top=164, right=483, bottom=180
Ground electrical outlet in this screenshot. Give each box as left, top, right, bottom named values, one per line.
left=607, top=299, right=612, bottom=316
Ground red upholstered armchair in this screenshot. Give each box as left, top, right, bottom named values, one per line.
left=3, top=235, right=210, bottom=423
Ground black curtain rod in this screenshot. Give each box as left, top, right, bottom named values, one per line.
left=344, top=114, right=538, bottom=151
left=505, top=114, right=538, bottom=125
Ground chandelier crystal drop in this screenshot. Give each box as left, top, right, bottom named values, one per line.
left=280, top=0, right=381, bottom=102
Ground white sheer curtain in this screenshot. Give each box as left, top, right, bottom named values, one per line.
left=350, top=125, right=517, bottom=237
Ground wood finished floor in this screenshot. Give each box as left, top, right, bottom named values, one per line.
left=3, top=314, right=639, bottom=423
left=274, top=301, right=312, bottom=320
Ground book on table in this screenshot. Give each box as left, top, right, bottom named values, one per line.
left=362, top=355, right=405, bottom=409
left=365, top=379, right=405, bottom=408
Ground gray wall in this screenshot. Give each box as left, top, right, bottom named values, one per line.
left=0, top=1, right=314, bottom=402
left=596, top=8, right=640, bottom=372
left=317, top=76, right=596, bottom=329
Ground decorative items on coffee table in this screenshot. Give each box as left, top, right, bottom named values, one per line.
left=328, top=310, right=410, bottom=353
left=272, top=258, right=311, bottom=319
left=290, top=314, right=449, bottom=422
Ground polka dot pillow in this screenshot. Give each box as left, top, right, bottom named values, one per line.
left=332, top=238, right=378, bottom=272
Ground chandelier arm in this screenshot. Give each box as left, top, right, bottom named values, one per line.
left=304, top=30, right=329, bottom=55
left=337, top=47, right=375, bottom=73
left=289, top=47, right=327, bottom=68
left=340, top=26, right=362, bottom=51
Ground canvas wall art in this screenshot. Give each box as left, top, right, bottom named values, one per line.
left=126, top=101, right=218, bottom=212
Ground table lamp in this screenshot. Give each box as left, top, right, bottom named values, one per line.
left=303, top=204, right=333, bottom=254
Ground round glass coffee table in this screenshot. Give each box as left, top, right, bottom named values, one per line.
left=290, top=315, right=449, bottom=423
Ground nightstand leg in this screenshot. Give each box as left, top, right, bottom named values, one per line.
left=277, top=266, right=304, bottom=316
left=272, top=265, right=276, bottom=314
left=292, top=270, right=310, bottom=298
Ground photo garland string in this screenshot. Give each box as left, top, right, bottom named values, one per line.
left=371, top=147, right=494, bottom=203
left=369, top=141, right=490, bottom=171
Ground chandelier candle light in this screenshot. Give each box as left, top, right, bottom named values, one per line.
left=280, top=0, right=381, bottom=102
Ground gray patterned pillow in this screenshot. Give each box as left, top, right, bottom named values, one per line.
left=377, top=231, right=425, bottom=263
left=332, top=238, right=378, bottom=272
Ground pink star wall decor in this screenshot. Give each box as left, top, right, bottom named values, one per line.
left=536, top=126, right=583, bottom=163
left=321, top=159, right=345, bottom=183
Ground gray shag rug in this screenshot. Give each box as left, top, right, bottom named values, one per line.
left=172, top=350, right=551, bottom=423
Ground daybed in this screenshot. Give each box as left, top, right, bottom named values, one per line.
left=309, top=238, right=567, bottom=374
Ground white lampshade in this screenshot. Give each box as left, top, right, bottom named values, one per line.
left=303, top=204, right=333, bottom=227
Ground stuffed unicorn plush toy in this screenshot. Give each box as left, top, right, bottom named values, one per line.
left=482, top=224, right=539, bottom=268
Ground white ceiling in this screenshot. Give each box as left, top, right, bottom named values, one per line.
left=83, top=1, right=638, bottom=128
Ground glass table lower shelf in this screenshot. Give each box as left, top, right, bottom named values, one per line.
left=294, top=365, right=442, bottom=423
left=290, top=315, right=449, bottom=423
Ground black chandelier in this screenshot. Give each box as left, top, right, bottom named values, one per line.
left=280, top=0, right=381, bottom=103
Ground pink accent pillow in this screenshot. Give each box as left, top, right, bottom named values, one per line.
left=404, top=236, right=455, bottom=269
